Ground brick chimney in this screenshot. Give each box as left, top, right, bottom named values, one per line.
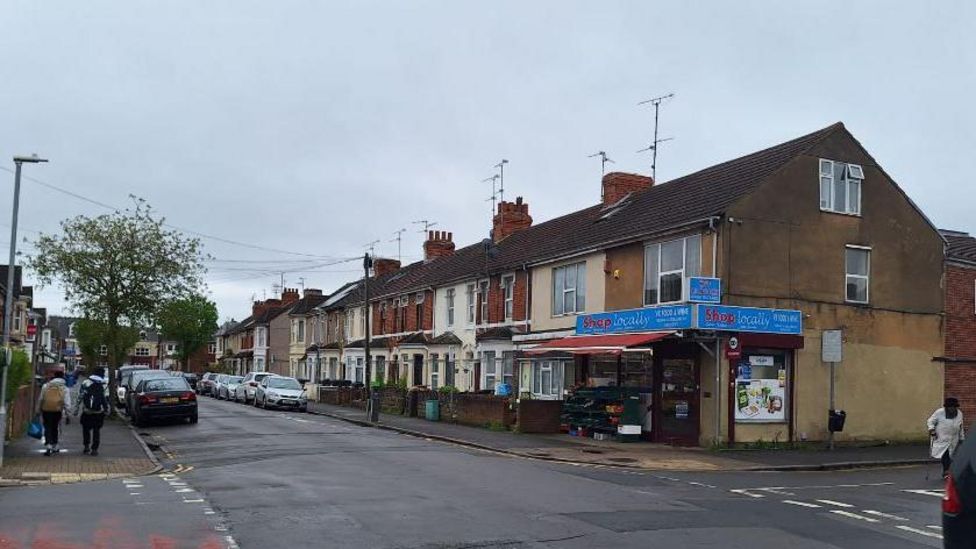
left=423, top=230, right=455, bottom=261
left=252, top=298, right=282, bottom=318
left=303, top=288, right=323, bottom=298
left=493, top=196, right=532, bottom=243
left=281, top=287, right=300, bottom=305
left=602, top=172, right=653, bottom=205
left=372, top=258, right=401, bottom=278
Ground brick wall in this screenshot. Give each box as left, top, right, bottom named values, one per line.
left=516, top=400, right=563, bottom=433
left=4, top=385, right=32, bottom=440
left=322, top=386, right=514, bottom=429
left=483, top=271, right=528, bottom=324
left=944, top=264, right=976, bottom=419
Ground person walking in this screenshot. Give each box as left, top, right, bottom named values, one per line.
left=74, top=367, right=110, bottom=456
left=927, top=397, right=966, bottom=478
left=35, top=370, right=72, bottom=456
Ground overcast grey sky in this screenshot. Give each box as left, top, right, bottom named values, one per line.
left=2, top=1, right=973, bottom=322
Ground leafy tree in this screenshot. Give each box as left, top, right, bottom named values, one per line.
left=3, top=350, right=30, bottom=404
left=74, top=318, right=140, bottom=373
left=157, top=295, right=218, bottom=370
left=29, top=200, right=206, bottom=387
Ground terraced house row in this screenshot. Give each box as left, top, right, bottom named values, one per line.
left=215, top=122, right=975, bottom=447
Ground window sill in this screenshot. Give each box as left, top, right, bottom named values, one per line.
left=844, top=299, right=870, bottom=306
left=819, top=208, right=862, bottom=218
left=551, top=312, right=584, bottom=319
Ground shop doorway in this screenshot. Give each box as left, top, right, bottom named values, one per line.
left=655, top=355, right=700, bottom=445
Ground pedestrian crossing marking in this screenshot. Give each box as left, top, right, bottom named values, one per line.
left=861, top=510, right=908, bottom=521
left=816, top=499, right=854, bottom=508
left=782, top=500, right=821, bottom=508
left=896, top=525, right=942, bottom=539
left=830, top=510, right=879, bottom=523
left=901, top=489, right=944, bottom=498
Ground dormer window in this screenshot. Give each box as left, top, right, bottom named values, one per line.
left=820, top=159, right=863, bottom=215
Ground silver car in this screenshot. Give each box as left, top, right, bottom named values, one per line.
left=218, top=375, right=243, bottom=400
left=235, top=372, right=276, bottom=403
left=254, top=376, right=307, bottom=411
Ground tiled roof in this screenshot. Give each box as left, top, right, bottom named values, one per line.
left=398, top=332, right=431, bottom=346
left=476, top=327, right=515, bottom=341
left=373, top=123, right=843, bottom=297
left=942, top=230, right=976, bottom=264
left=226, top=316, right=253, bottom=335
left=430, top=332, right=462, bottom=345
left=289, top=294, right=328, bottom=315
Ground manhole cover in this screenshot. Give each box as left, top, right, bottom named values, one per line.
left=606, top=457, right=638, bottom=463
left=581, top=449, right=605, bottom=454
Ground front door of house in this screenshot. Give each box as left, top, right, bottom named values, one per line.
left=655, top=357, right=700, bottom=445
left=413, top=354, right=424, bottom=387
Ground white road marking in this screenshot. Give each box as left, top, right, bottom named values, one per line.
left=830, top=510, right=879, bottom=523
left=128, top=492, right=141, bottom=496
left=861, top=510, right=909, bottom=521
left=182, top=498, right=205, bottom=503
left=901, top=489, right=944, bottom=498
left=687, top=481, right=717, bottom=488
left=816, top=499, right=855, bottom=508
left=225, top=535, right=240, bottom=549
left=175, top=488, right=195, bottom=493
left=125, top=484, right=144, bottom=488
left=782, top=500, right=821, bottom=508
left=730, top=489, right=765, bottom=498
left=896, top=525, right=943, bottom=539
left=926, top=525, right=942, bottom=531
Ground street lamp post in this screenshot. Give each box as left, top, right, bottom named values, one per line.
left=0, top=154, right=47, bottom=468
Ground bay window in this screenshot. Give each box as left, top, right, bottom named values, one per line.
left=531, top=360, right=565, bottom=399
left=643, top=234, right=701, bottom=305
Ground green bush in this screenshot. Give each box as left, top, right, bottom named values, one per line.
left=437, top=385, right=458, bottom=394
left=485, top=420, right=508, bottom=432
left=3, top=350, right=31, bottom=404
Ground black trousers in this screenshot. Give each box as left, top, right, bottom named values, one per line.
left=41, top=411, right=61, bottom=447
left=81, top=413, right=105, bottom=451
left=942, top=449, right=953, bottom=474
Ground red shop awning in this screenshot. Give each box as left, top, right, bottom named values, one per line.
left=525, top=332, right=673, bottom=356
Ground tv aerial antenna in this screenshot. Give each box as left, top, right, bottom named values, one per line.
left=363, top=239, right=380, bottom=256
left=588, top=151, right=615, bottom=175
left=637, top=92, right=675, bottom=181
left=412, top=219, right=438, bottom=234
left=390, top=228, right=407, bottom=262
left=493, top=159, right=509, bottom=204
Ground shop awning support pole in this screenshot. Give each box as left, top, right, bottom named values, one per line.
left=714, top=338, right=722, bottom=447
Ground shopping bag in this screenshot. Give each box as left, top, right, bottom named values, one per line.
left=28, top=416, right=43, bottom=439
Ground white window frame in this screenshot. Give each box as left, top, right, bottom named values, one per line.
left=531, top=360, right=565, bottom=399
left=99, top=345, right=107, bottom=356
left=134, top=347, right=150, bottom=357
left=643, top=235, right=701, bottom=306
left=552, top=262, right=587, bottom=316
left=256, top=327, right=267, bottom=347
left=430, top=353, right=439, bottom=390
left=845, top=245, right=871, bottom=304
left=502, top=275, right=515, bottom=321
left=478, top=280, right=489, bottom=324
left=343, top=312, right=352, bottom=341
left=360, top=307, right=366, bottom=336
left=445, top=288, right=455, bottom=327
left=297, top=319, right=305, bottom=343
left=819, top=159, right=863, bottom=216
left=481, top=350, right=497, bottom=390
left=466, top=284, right=476, bottom=325
left=255, top=357, right=265, bottom=372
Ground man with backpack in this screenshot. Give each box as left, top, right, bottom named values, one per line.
left=35, top=370, right=72, bottom=456
left=75, top=367, right=109, bottom=456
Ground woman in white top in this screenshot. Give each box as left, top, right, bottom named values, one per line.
left=927, top=397, right=965, bottom=477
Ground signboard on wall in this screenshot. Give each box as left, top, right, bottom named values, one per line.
left=695, top=304, right=803, bottom=335
left=821, top=329, right=843, bottom=363
left=688, top=277, right=721, bottom=303
left=576, top=304, right=693, bottom=335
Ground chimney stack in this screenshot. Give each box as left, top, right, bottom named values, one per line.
left=493, top=196, right=532, bottom=243
left=423, top=230, right=456, bottom=261
left=303, top=288, right=323, bottom=298
left=372, top=257, right=401, bottom=278
left=602, top=172, right=653, bottom=205
left=281, top=287, right=300, bottom=305
left=252, top=298, right=282, bottom=318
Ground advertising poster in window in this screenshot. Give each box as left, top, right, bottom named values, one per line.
left=735, top=375, right=786, bottom=422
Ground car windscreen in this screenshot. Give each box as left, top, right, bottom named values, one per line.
left=268, top=378, right=302, bottom=390
left=142, top=378, right=191, bottom=392
left=129, top=372, right=170, bottom=388
left=255, top=373, right=272, bottom=381
left=227, top=376, right=243, bottom=383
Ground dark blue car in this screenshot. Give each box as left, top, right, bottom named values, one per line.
left=943, top=426, right=975, bottom=547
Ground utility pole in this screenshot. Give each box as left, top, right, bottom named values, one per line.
left=637, top=93, right=675, bottom=181
left=1, top=154, right=47, bottom=468
left=364, top=253, right=378, bottom=422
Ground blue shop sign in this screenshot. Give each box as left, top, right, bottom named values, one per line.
left=576, top=304, right=693, bottom=335
left=695, top=304, right=803, bottom=335
left=688, top=277, right=721, bottom=303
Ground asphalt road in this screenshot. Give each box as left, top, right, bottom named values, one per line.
left=2, top=396, right=949, bottom=548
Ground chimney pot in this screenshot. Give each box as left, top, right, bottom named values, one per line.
left=493, top=197, right=533, bottom=243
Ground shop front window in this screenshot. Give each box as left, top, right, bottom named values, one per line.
left=734, top=350, right=789, bottom=423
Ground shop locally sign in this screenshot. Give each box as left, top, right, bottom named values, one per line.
left=576, top=304, right=693, bottom=335
left=688, top=277, right=721, bottom=303
left=695, top=304, right=803, bottom=335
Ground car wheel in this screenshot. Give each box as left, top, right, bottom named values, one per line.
left=189, top=413, right=198, bottom=424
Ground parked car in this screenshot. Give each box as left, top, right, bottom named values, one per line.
left=254, top=376, right=307, bottom=411
left=218, top=375, right=244, bottom=400
left=115, top=365, right=149, bottom=406
left=212, top=374, right=231, bottom=399
left=944, top=431, right=976, bottom=547
left=182, top=372, right=199, bottom=391
left=124, top=370, right=172, bottom=415
left=198, top=373, right=219, bottom=396
left=130, top=376, right=198, bottom=427
left=235, top=372, right=276, bottom=403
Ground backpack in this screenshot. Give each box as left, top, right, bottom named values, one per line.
left=40, top=383, right=66, bottom=412
left=82, top=381, right=108, bottom=415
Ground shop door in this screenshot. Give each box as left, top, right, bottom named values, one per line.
left=656, top=358, right=700, bottom=445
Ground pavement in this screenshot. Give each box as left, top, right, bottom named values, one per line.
left=307, top=401, right=934, bottom=472
left=0, top=397, right=949, bottom=548
left=0, top=414, right=159, bottom=485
